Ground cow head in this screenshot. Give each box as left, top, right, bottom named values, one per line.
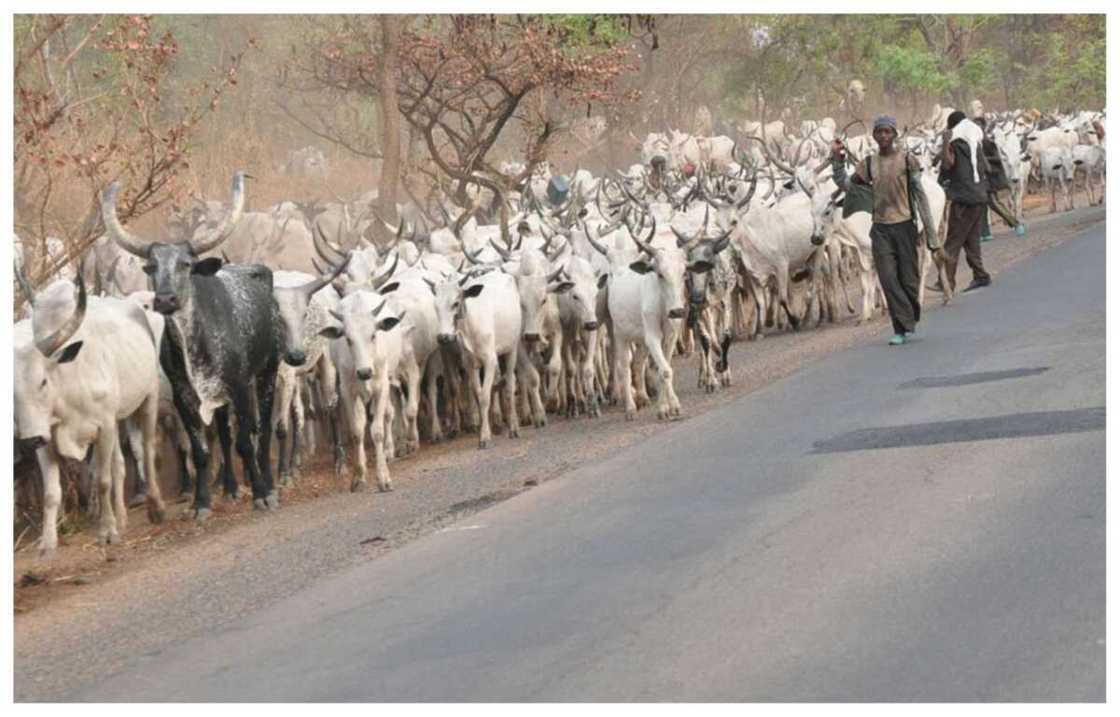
left=274, top=257, right=350, bottom=367
left=809, top=189, right=843, bottom=246
left=101, top=171, right=249, bottom=315
left=515, top=253, right=571, bottom=344
left=321, top=292, right=406, bottom=382
left=13, top=273, right=88, bottom=447
left=431, top=274, right=484, bottom=345
left=625, top=218, right=687, bottom=320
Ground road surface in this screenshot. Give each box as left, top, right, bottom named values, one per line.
left=39, top=218, right=1104, bottom=701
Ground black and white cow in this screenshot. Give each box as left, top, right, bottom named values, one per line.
left=101, top=172, right=283, bottom=520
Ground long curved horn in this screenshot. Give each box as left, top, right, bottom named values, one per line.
left=104, top=255, right=123, bottom=295
left=547, top=237, right=567, bottom=264
left=582, top=222, right=610, bottom=256
left=191, top=171, right=249, bottom=255
left=626, top=216, right=656, bottom=255
left=100, top=182, right=149, bottom=258
left=36, top=272, right=87, bottom=357
left=369, top=253, right=399, bottom=291
left=313, top=223, right=348, bottom=266
left=545, top=265, right=565, bottom=284
left=14, top=264, right=36, bottom=304
left=736, top=167, right=759, bottom=209
left=744, top=134, right=795, bottom=175
left=489, top=238, right=511, bottom=262
left=301, top=252, right=351, bottom=298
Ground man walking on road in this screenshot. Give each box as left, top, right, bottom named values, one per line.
left=974, top=115, right=1026, bottom=242
left=939, top=110, right=992, bottom=293
left=831, top=115, right=940, bottom=346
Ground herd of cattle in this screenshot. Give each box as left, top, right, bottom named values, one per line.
left=13, top=104, right=1106, bottom=558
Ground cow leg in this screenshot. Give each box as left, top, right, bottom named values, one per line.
left=36, top=445, right=63, bottom=559
left=631, top=346, right=650, bottom=410
left=109, top=427, right=129, bottom=538
left=649, top=328, right=682, bottom=420
left=254, top=357, right=280, bottom=509
left=289, top=400, right=303, bottom=479
left=616, top=341, right=637, bottom=420
left=505, top=350, right=521, bottom=439
left=370, top=379, right=393, bottom=492
left=163, top=415, right=193, bottom=499
left=94, top=427, right=122, bottom=545
left=582, top=328, right=601, bottom=417
left=517, top=346, right=547, bottom=428
left=718, top=330, right=733, bottom=387
left=138, top=393, right=166, bottom=524
left=472, top=352, right=496, bottom=449
left=347, top=394, right=370, bottom=492
left=213, top=406, right=239, bottom=500
left=274, top=369, right=297, bottom=487
left=401, top=358, right=422, bottom=455
left=424, top=353, right=446, bottom=443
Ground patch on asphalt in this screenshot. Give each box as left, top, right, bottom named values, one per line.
left=810, top=406, right=1105, bottom=453
left=898, top=367, right=1050, bottom=389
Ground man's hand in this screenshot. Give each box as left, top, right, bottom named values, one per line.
left=830, top=139, right=845, bottom=160
left=930, top=246, right=946, bottom=262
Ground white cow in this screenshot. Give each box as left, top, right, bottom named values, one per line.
left=433, top=269, right=523, bottom=448
left=322, top=290, right=409, bottom=492
left=1072, top=144, right=1106, bottom=206
left=1040, top=146, right=1075, bottom=212
left=605, top=218, right=687, bottom=421
left=14, top=276, right=166, bottom=558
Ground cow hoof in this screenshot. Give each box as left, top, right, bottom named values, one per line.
left=128, top=492, right=149, bottom=509
left=265, top=491, right=280, bottom=510
left=253, top=498, right=268, bottom=511
left=147, top=502, right=166, bottom=525
left=192, top=507, right=212, bottom=524
left=625, top=410, right=636, bottom=421
left=378, top=482, right=393, bottom=493
left=351, top=479, right=368, bottom=493
left=535, top=418, right=547, bottom=429
left=509, top=427, right=520, bottom=439
left=223, top=489, right=240, bottom=503
left=38, top=545, right=57, bottom=561
left=99, top=530, right=120, bottom=546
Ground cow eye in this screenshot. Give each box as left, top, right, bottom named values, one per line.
left=178, top=260, right=191, bottom=269
left=142, top=264, right=156, bottom=275
left=40, top=378, right=47, bottom=388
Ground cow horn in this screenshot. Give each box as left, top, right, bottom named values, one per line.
left=369, top=253, right=399, bottom=291
left=301, top=252, right=351, bottom=298
left=104, top=255, right=123, bottom=295
left=546, top=265, right=565, bottom=284
left=423, top=277, right=437, bottom=295
left=736, top=167, right=759, bottom=210
left=329, top=308, right=345, bottom=323
left=582, top=222, right=610, bottom=256
left=190, top=171, right=248, bottom=255
left=100, top=181, right=150, bottom=258
left=313, top=223, right=348, bottom=265
left=14, top=264, right=36, bottom=304
left=464, top=246, right=485, bottom=265
left=744, top=134, right=795, bottom=175
left=489, top=238, right=511, bottom=262
left=36, top=272, right=87, bottom=358
left=626, top=216, right=657, bottom=255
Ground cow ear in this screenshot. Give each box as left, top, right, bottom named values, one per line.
left=192, top=257, right=224, bottom=276
left=597, top=274, right=608, bottom=289
left=318, top=326, right=344, bottom=340
left=689, top=260, right=714, bottom=274
left=377, top=316, right=402, bottom=332
left=380, top=281, right=400, bottom=295
left=56, top=341, right=83, bottom=364
left=463, top=284, right=485, bottom=298
left=549, top=281, right=575, bottom=293
left=629, top=260, right=654, bottom=275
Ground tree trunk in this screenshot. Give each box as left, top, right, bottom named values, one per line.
left=375, top=15, right=403, bottom=230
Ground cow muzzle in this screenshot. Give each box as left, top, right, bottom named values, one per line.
left=284, top=349, right=307, bottom=367
left=356, top=368, right=373, bottom=381
left=582, top=321, right=599, bottom=331
left=668, top=307, right=686, bottom=320
left=438, top=333, right=457, bottom=346
left=810, top=233, right=825, bottom=246
left=153, top=293, right=180, bottom=314
left=523, top=333, right=541, bottom=344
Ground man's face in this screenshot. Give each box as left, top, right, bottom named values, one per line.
left=873, top=126, right=896, bottom=151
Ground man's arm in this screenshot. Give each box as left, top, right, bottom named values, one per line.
left=830, top=140, right=867, bottom=189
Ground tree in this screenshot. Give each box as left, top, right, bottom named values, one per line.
left=13, top=14, right=248, bottom=307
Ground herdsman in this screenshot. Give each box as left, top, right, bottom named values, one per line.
left=939, top=110, right=992, bottom=292
left=831, top=115, right=940, bottom=346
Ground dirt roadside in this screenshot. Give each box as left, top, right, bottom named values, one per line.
left=13, top=202, right=1105, bottom=700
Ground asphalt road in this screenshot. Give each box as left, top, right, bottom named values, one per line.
left=48, top=221, right=1108, bottom=701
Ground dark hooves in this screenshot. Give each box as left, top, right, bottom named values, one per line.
left=192, top=507, right=212, bottom=524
